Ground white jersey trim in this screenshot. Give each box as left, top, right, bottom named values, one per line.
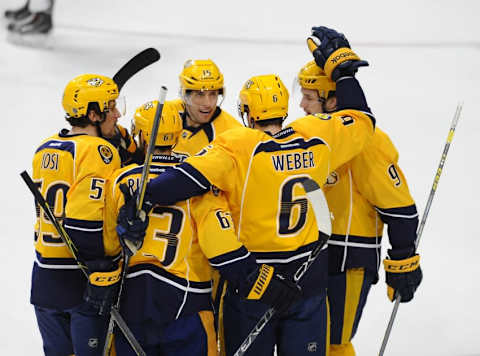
left=64, top=224, right=103, bottom=232
left=126, top=269, right=212, bottom=294
left=374, top=207, right=419, bottom=219
left=209, top=252, right=251, bottom=267
left=256, top=246, right=327, bottom=264
left=328, top=240, right=382, bottom=249
left=34, top=258, right=80, bottom=270
left=174, top=166, right=208, bottom=190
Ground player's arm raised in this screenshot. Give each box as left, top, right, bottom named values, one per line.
left=293, top=26, right=376, bottom=171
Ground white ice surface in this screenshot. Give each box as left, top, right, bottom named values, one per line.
left=1, top=1, right=479, bottom=355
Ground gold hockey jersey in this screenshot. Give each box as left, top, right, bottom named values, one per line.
left=324, top=127, right=418, bottom=275
left=103, top=156, right=246, bottom=322
left=31, top=129, right=121, bottom=309
left=184, top=109, right=375, bottom=295
left=168, top=98, right=241, bottom=160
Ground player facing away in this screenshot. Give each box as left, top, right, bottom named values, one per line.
left=30, top=74, right=125, bottom=355
left=104, top=100, right=301, bottom=355
left=168, top=59, right=241, bottom=161
left=116, top=26, right=377, bottom=355
left=296, top=33, right=422, bottom=355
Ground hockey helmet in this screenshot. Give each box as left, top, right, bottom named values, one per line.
left=238, top=74, right=289, bottom=125
left=297, top=61, right=336, bottom=100
left=132, top=100, right=182, bottom=148
left=62, top=74, right=120, bottom=118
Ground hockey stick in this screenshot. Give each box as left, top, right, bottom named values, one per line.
left=102, top=86, right=169, bottom=356
left=233, top=178, right=332, bottom=356
left=20, top=170, right=146, bottom=356
left=378, top=103, right=463, bottom=356
left=113, top=48, right=160, bottom=91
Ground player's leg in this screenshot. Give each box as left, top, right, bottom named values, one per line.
left=114, top=319, right=158, bottom=356
left=8, top=0, right=53, bottom=34
left=4, top=0, right=31, bottom=21
left=34, top=305, right=74, bottom=356
left=69, top=306, right=110, bottom=356
left=160, top=311, right=218, bottom=356
left=222, top=288, right=276, bottom=356
left=328, top=268, right=375, bottom=356
left=276, top=292, right=329, bottom=356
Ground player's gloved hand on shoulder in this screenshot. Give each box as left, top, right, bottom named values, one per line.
left=83, top=258, right=122, bottom=316
left=307, top=26, right=369, bottom=81
left=116, top=183, right=153, bottom=256
left=241, top=264, right=302, bottom=313
left=383, top=248, right=422, bottom=303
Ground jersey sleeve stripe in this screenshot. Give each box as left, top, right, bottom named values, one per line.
left=174, top=163, right=211, bottom=190
left=208, top=248, right=251, bottom=267
left=375, top=205, right=419, bottom=219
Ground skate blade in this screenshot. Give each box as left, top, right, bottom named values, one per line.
left=6, top=31, right=53, bottom=50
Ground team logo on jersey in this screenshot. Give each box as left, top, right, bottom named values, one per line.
left=325, top=171, right=339, bottom=186
left=313, top=113, right=331, bottom=120
left=98, top=145, right=113, bottom=164
left=87, top=77, right=104, bottom=87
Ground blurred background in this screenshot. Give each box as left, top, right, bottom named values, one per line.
left=1, top=0, right=479, bottom=355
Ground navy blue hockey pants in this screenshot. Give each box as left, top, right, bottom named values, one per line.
left=221, top=290, right=329, bottom=356
left=114, top=311, right=217, bottom=356
left=34, top=305, right=110, bottom=356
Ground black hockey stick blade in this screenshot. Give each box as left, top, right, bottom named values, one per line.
left=113, top=48, right=161, bottom=91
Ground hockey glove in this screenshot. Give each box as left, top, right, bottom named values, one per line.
left=84, top=258, right=122, bottom=316
left=116, top=183, right=153, bottom=256
left=307, top=26, right=369, bottom=81
left=383, top=248, right=422, bottom=303
left=242, top=264, right=302, bottom=314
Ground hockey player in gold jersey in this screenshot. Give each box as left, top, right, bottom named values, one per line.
left=168, top=59, right=241, bottom=161
left=296, top=26, right=422, bottom=356
left=31, top=73, right=124, bottom=356
left=104, top=100, right=301, bottom=355
left=116, top=27, right=377, bottom=355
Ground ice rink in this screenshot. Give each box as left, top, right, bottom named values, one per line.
left=1, top=0, right=479, bottom=355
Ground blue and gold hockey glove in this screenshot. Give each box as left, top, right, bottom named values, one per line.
left=307, top=26, right=369, bottom=81
left=116, top=183, right=153, bottom=256
left=383, top=249, right=423, bottom=303
left=242, top=264, right=302, bottom=314
left=84, top=258, right=122, bottom=316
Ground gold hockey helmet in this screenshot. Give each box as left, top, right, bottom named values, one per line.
left=179, top=59, right=224, bottom=97
left=297, top=61, right=336, bottom=100
left=132, top=101, right=182, bottom=147
left=62, top=74, right=119, bottom=118
left=238, top=74, right=289, bottom=124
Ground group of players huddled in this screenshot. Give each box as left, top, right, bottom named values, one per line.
left=30, top=26, right=422, bottom=356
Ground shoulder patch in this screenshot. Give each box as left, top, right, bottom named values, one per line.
left=313, top=113, right=332, bottom=121
left=98, top=144, right=113, bottom=164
